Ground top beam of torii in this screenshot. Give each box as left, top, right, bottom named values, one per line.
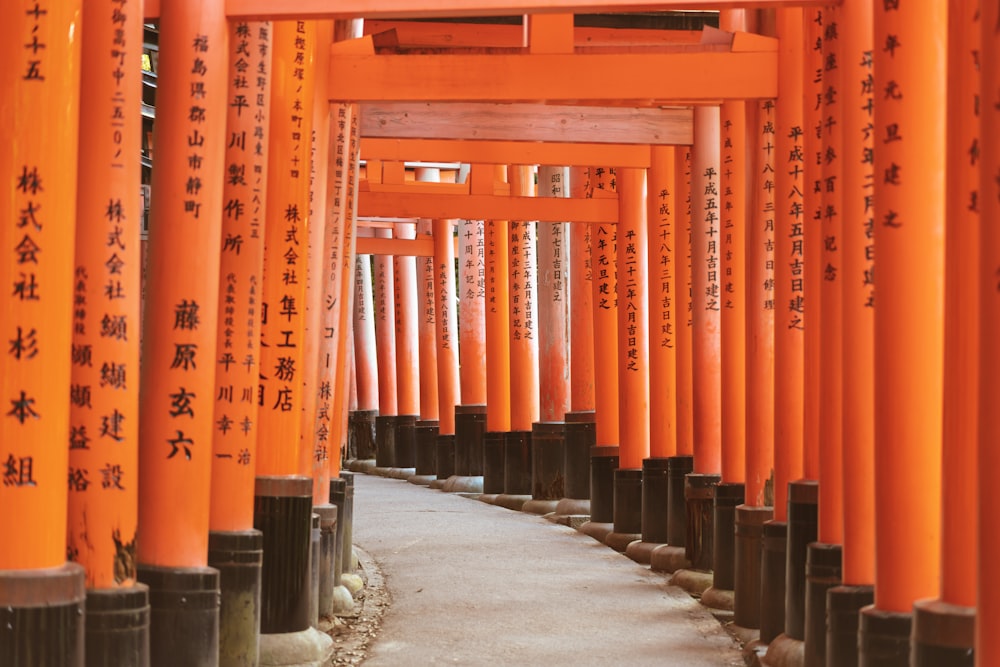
left=144, top=0, right=834, bottom=20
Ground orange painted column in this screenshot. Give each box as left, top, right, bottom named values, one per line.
left=210, top=20, right=272, bottom=529
left=979, top=0, right=1000, bottom=663
left=458, top=217, right=487, bottom=407
left=394, top=219, right=420, bottom=417
left=508, top=165, right=540, bottom=432
left=418, top=218, right=440, bottom=422
left=537, top=166, right=570, bottom=422
left=864, top=0, right=946, bottom=657
left=772, top=8, right=806, bottom=525
left=302, top=21, right=333, bottom=496
left=590, top=167, right=620, bottom=447
left=569, top=166, right=595, bottom=414
left=675, top=149, right=695, bottom=458
left=434, top=218, right=461, bottom=435
left=484, top=165, right=511, bottom=499
left=68, top=0, right=141, bottom=604
left=257, top=20, right=316, bottom=478
left=135, top=0, right=227, bottom=660
left=648, top=147, right=678, bottom=460
left=0, top=0, right=84, bottom=658
left=353, top=241, right=379, bottom=414
left=690, top=106, right=722, bottom=476
left=374, top=229, right=398, bottom=420
left=801, top=9, right=823, bottom=483
left=746, top=98, right=776, bottom=508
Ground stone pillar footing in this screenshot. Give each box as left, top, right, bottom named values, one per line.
left=85, top=584, right=151, bottom=667
left=208, top=529, right=263, bottom=667
left=670, top=569, right=714, bottom=597
left=258, top=627, right=333, bottom=667
left=313, top=506, right=338, bottom=620
left=494, top=494, right=532, bottom=511
left=137, top=564, right=220, bottom=667
left=858, top=605, right=911, bottom=667
left=701, top=586, right=735, bottom=612
left=339, top=473, right=356, bottom=579
left=578, top=521, right=615, bottom=544
left=624, top=540, right=666, bottom=565
left=649, top=544, right=691, bottom=573
left=442, top=475, right=484, bottom=494
left=761, top=633, right=804, bottom=667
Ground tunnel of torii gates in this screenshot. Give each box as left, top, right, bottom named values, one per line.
left=1, top=0, right=999, bottom=666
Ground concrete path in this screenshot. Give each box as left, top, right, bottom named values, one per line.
left=353, top=474, right=743, bottom=666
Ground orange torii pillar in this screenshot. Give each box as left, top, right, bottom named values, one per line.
left=979, top=0, right=1000, bottom=664
left=684, top=106, right=723, bottom=573
left=495, top=165, right=540, bottom=512
left=254, top=19, right=317, bottom=643
left=734, top=95, right=777, bottom=631
left=0, top=0, right=84, bottom=663
left=861, top=1, right=946, bottom=664
left=206, top=19, right=272, bottom=665
left=64, top=0, right=147, bottom=663
left=433, top=217, right=462, bottom=488
left=482, top=167, right=512, bottom=501
left=453, top=216, right=488, bottom=490
left=350, top=237, right=379, bottom=467
left=373, top=226, right=399, bottom=473
left=912, top=1, right=977, bottom=664
left=825, top=1, right=875, bottom=663
left=579, top=166, right=621, bottom=542
left=554, top=166, right=596, bottom=518
left=710, top=11, right=749, bottom=608
left=526, top=165, right=570, bottom=515
left=627, top=148, right=676, bottom=565
left=606, top=166, right=651, bottom=554
left=410, top=217, right=441, bottom=486
left=134, top=2, right=227, bottom=664
left=805, top=7, right=845, bottom=664
left=389, top=219, right=420, bottom=477
left=760, top=7, right=806, bottom=646
left=348, top=236, right=381, bottom=472
left=651, top=149, right=696, bottom=573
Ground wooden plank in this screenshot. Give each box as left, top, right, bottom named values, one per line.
left=330, top=52, right=776, bottom=102
left=360, top=102, right=692, bottom=145
left=362, top=180, right=471, bottom=196
left=360, top=138, right=654, bottom=167
left=357, top=236, right=434, bottom=256
left=358, top=190, right=618, bottom=223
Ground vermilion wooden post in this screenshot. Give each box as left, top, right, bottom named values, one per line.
left=606, top=166, right=649, bottom=552
left=454, top=213, right=487, bottom=487
left=711, top=9, right=749, bottom=606
left=411, top=215, right=441, bottom=486
left=590, top=168, right=620, bottom=451
left=0, top=0, right=86, bottom=663
left=826, top=2, right=876, bottom=663
left=760, top=7, right=805, bottom=647
left=391, top=216, right=420, bottom=475
left=352, top=236, right=379, bottom=466
left=207, top=20, right=272, bottom=665
left=912, top=1, right=978, bottom=663
left=135, top=1, right=226, bottom=662
left=497, top=165, right=539, bottom=511
left=483, top=165, right=512, bottom=499
left=978, top=0, right=1000, bottom=663
left=525, top=165, right=569, bottom=514
left=684, top=106, right=723, bottom=573
left=861, top=1, right=946, bottom=664
left=675, top=150, right=695, bottom=460
left=254, top=18, right=317, bottom=640
left=373, top=225, right=399, bottom=471
left=434, top=217, right=461, bottom=465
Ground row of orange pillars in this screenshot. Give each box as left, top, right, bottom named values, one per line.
left=1, top=2, right=1000, bottom=667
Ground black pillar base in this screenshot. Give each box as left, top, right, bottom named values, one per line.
left=734, top=504, right=773, bottom=629
left=786, top=480, right=818, bottom=641
left=374, top=415, right=399, bottom=471
left=554, top=412, right=595, bottom=517
left=712, top=482, right=745, bottom=590
left=578, top=445, right=619, bottom=543
left=0, top=563, right=85, bottom=667
left=606, top=468, right=643, bottom=552
left=523, top=422, right=565, bottom=515
left=341, top=472, right=355, bottom=575
left=431, top=434, right=456, bottom=489
left=85, top=585, right=151, bottom=667
left=859, top=605, right=911, bottom=667
left=349, top=409, right=377, bottom=464
left=804, top=542, right=842, bottom=667
left=329, top=479, right=346, bottom=586
left=253, top=476, right=313, bottom=635
left=455, top=404, right=487, bottom=476
left=137, top=564, right=219, bottom=667
left=312, top=506, right=338, bottom=619
left=495, top=430, right=532, bottom=511
left=208, top=530, right=262, bottom=667
left=625, top=458, right=670, bottom=564
left=912, top=598, right=975, bottom=667
left=393, top=414, right=418, bottom=471
left=760, top=520, right=788, bottom=644
left=826, top=585, right=873, bottom=667
left=409, top=419, right=439, bottom=485
left=684, top=472, right=721, bottom=571
left=480, top=431, right=507, bottom=501
left=667, top=455, right=694, bottom=546
left=309, top=514, right=320, bottom=627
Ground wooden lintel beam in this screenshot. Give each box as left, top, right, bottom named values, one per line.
left=360, top=138, right=655, bottom=167
left=358, top=190, right=618, bottom=223
left=357, top=236, right=434, bottom=256
left=360, top=102, right=691, bottom=145
left=330, top=52, right=776, bottom=102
